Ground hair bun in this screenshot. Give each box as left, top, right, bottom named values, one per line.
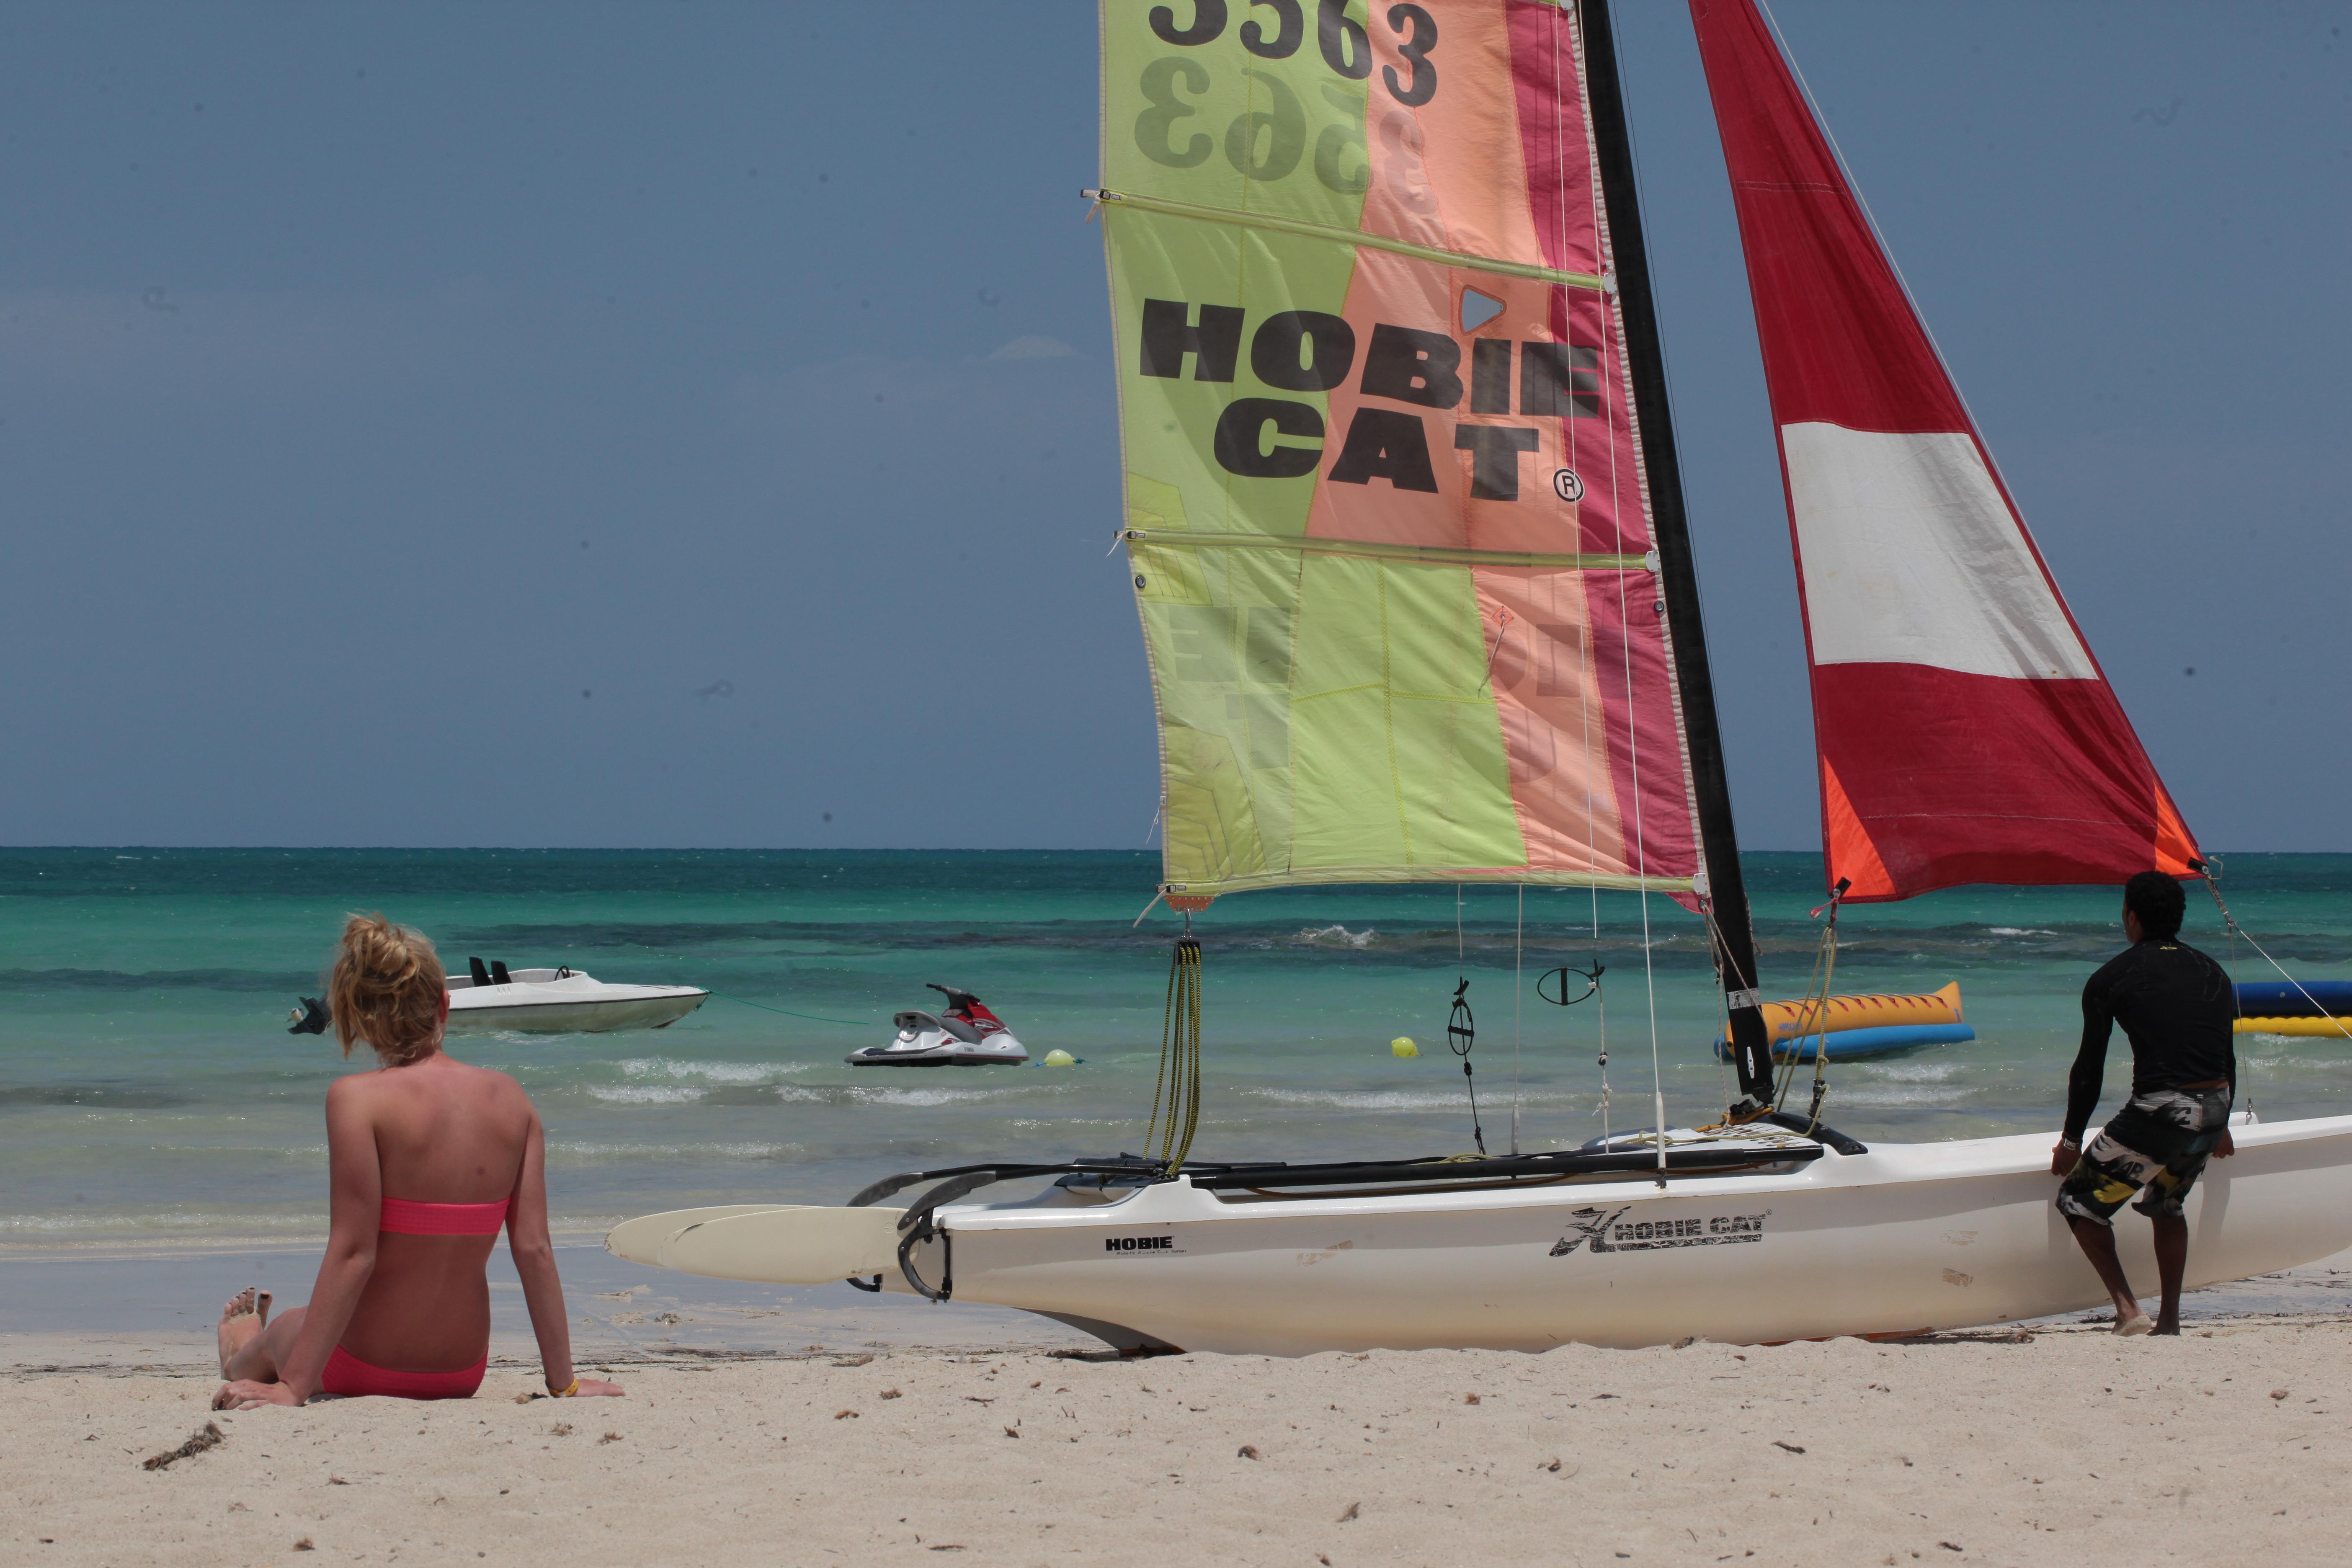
left=328, top=913, right=447, bottom=1065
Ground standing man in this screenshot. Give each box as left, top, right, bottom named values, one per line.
left=2053, top=871, right=2239, bottom=1335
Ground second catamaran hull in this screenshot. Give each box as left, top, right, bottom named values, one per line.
left=896, top=1116, right=2352, bottom=1354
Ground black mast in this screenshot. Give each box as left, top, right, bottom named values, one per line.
left=1578, top=0, right=1774, bottom=1110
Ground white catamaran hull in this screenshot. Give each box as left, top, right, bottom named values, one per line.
left=616, top=1114, right=2352, bottom=1354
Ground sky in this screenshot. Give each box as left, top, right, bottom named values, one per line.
left=3, top=3, right=2345, bottom=852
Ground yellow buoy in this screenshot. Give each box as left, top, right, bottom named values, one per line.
left=1041, top=1048, right=1078, bottom=1067
left=1390, top=1037, right=1419, bottom=1058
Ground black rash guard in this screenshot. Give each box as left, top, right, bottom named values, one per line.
left=2064, top=936, right=2237, bottom=1145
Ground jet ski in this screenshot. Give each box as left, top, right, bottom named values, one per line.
left=846, top=985, right=1029, bottom=1067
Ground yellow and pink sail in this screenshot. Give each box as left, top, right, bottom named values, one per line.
left=1102, top=0, right=1705, bottom=900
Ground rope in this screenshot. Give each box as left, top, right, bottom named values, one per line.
left=616, top=946, right=879, bottom=1027
left=2200, top=863, right=2352, bottom=1043
left=701, top=990, right=876, bottom=1028
left=1449, top=977, right=1487, bottom=1156
left=1574, top=0, right=1669, bottom=1182
left=1767, top=886, right=1844, bottom=1131
left=1145, top=927, right=1205, bottom=1173
left=1447, top=887, right=1485, bottom=1155
left=1512, top=884, right=1524, bottom=1155
left=1589, top=832, right=1610, bottom=1141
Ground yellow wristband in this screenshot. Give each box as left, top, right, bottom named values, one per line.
left=551, top=1377, right=579, bottom=1398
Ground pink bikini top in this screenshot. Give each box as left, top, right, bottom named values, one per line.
left=379, top=1194, right=517, bottom=1236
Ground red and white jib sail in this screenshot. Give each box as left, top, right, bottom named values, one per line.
left=1689, top=0, right=2199, bottom=902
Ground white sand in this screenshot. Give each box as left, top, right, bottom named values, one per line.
left=8, top=1318, right=2352, bottom=1566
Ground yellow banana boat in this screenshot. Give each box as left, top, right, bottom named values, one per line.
left=1760, top=981, right=1963, bottom=1043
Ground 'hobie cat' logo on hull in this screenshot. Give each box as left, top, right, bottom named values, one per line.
left=1549, top=1207, right=1770, bottom=1256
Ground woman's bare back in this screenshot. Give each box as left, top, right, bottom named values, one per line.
left=335, top=1054, right=537, bottom=1370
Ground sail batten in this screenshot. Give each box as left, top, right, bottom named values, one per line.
left=1091, top=187, right=1607, bottom=289
left=1691, top=0, right=2200, bottom=901
left=1125, top=527, right=1649, bottom=571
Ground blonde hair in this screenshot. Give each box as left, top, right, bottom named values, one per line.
left=329, top=913, right=446, bottom=1065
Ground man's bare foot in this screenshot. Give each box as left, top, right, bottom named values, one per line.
left=217, top=1288, right=267, bottom=1377
left=2151, top=1319, right=2182, bottom=1336
left=2115, top=1311, right=2155, bottom=1337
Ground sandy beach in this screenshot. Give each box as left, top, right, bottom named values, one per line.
left=8, top=1307, right=2351, bottom=1568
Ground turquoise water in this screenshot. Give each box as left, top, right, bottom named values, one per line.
left=5, top=848, right=2350, bottom=1246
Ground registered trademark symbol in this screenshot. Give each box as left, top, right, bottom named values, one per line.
left=1552, top=468, right=1585, bottom=502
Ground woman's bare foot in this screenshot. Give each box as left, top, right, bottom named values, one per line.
left=217, top=1288, right=268, bottom=1377
left=2115, top=1310, right=2154, bottom=1336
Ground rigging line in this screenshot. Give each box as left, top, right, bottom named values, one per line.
left=1698, top=897, right=1761, bottom=1123
left=1769, top=889, right=1844, bottom=1127
left=1556, top=7, right=1611, bottom=1181
left=1595, top=944, right=1612, bottom=1143
left=1449, top=887, right=1486, bottom=1156
left=2201, top=858, right=2261, bottom=1114
left=2211, top=870, right=2255, bottom=1112
left=700, top=990, right=876, bottom=1029
left=1591, top=0, right=1663, bottom=1178
left=2200, top=867, right=2352, bottom=1043
left=619, top=954, right=877, bottom=1026
left=1572, top=0, right=1664, bottom=1179
left=1750, top=0, right=2009, bottom=508
left=1512, top=883, right=1525, bottom=1157
left=1479, top=607, right=1514, bottom=693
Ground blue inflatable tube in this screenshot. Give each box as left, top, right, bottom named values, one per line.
left=2235, top=980, right=2352, bottom=1019
left=1712, top=1022, right=1975, bottom=1063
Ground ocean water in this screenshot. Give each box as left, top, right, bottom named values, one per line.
left=5, top=848, right=2350, bottom=1248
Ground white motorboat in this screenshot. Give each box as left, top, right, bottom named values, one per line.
left=289, top=957, right=707, bottom=1036
left=444, top=963, right=708, bottom=1034
left=609, top=0, right=2349, bottom=1352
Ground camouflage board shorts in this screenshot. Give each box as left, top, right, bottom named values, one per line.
left=2057, top=1086, right=2233, bottom=1226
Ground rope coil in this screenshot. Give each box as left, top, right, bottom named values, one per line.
left=1146, top=929, right=1205, bottom=1173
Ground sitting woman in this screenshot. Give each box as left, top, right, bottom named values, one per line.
left=215, top=914, right=622, bottom=1408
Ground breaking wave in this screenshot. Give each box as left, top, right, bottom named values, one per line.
left=1242, top=1086, right=1583, bottom=1112
left=614, top=1057, right=814, bottom=1084
left=1294, top=925, right=1379, bottom=949
left=586, top=1084, right=707, bottom=1105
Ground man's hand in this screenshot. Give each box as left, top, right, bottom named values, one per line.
left=213, top=1379, right=302, bottom=1411
left=2213, top=1127, right=2236, bottom=1159
left=2050, top=1138, right=2081, bottom=1176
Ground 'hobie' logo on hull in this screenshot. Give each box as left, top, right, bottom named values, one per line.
left=1106, top=1235, right=1176, bottom=1253
left=1549, top=1206, right=1770, bottom=1256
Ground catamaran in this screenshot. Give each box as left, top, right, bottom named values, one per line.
left=608, top=0, right=2352, bottom=1352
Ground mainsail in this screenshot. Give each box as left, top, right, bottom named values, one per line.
left=1101, top=0, right=1712, bottom=905
left=1690, top=0, right=2201, bottom=901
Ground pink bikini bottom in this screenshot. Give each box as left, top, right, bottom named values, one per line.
left=320, top=1344, right=487, bottom=1400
